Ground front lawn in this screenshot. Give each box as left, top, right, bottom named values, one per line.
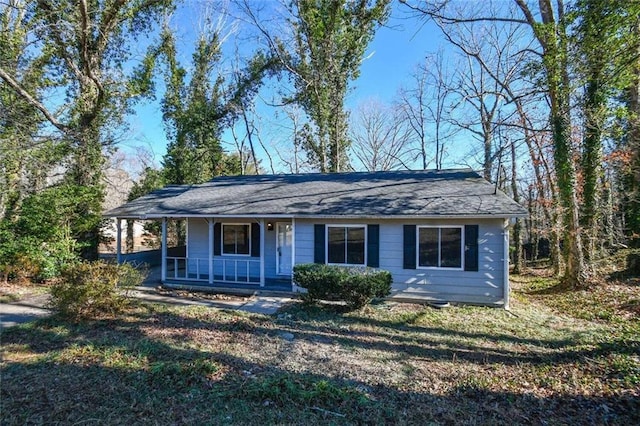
left=1, top=273, right=638, bottom=425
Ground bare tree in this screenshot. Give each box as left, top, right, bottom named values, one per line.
left=270, top=105, right=315, bottom=174
left=349, top=99, right=412, bottom=171
left=433, top=13, right=531, bottom=182
left=401, top=0, right=586, bottom=282
left=397, top=50, right=457, bottom=170
left=438, top=13, right=563, bottom=272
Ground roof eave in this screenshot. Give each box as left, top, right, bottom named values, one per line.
left=105, top=212, right=528, bottom=220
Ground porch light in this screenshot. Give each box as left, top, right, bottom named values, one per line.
left=267, top=222, right=274, bottom=231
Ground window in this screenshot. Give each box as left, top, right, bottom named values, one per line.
left=222, top=224, right=250, bottom=255
left=327, top=225, right=365, bottom=265
left=418, top=226, right=462, bottom=269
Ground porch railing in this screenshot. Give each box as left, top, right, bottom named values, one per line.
left=165, top=256, right=261, bottom=285
left=214, top=257, right=261, bottom=284
left=166, top=257, right=208, bottom=281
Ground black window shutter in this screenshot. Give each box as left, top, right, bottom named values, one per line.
left=251, top=223, right=260, bottom=257
left=367, top=224, right=380, bottom=268
left=314, top=224, right=325, bottom=264
left=464, top=224, right=479, bottom=271
left=213, top=222, right=221, bottom=256
left=403, top=225, right=416, bottom=269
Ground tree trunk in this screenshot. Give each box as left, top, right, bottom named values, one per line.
left=550, top=222, right=563, bottom=276
left=510, top=140, right=523, bottom=274
left=551, top=109, right=585, bottom=286
left=483, top=121, right=493, bottom=181
left=126, top=219, right=134, bottom=253
left=580, top=53, right=606, bottom=265
left=70, top=118, right=105, bottom=260
left=521, top=0, right=587, bottom=287
left=624, top=20, right=640, bottom=243
left=527, top=186, right=536, bottom=261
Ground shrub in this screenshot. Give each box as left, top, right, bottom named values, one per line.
left=0, top=217, right=79, bottom=283
left=293, top=263, right=392, bottom=310
left=49, top=261, right=146, bottom=319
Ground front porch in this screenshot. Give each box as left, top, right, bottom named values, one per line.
left=113, top=216, right=297, bottom=293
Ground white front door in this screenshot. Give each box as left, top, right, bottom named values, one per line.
left=276, top=222, right=293, bottom=275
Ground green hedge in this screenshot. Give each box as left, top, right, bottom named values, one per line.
left=293, top=264, right=392, bottom=309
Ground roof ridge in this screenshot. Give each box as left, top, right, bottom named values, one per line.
left=207, top=167, right=480, bottom=182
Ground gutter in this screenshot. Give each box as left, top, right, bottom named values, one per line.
left=105, top=213, right=528, bottom=220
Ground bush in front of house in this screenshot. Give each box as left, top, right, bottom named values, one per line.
left=49, top=261, right=146, bottom=319
left=293, top=263, right=392, bottom=309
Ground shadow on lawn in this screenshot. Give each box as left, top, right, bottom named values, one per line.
left=1, top=305, right=638, bottom=425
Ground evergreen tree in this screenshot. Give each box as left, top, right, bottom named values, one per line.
left=158, top=24, right=274, bottom=184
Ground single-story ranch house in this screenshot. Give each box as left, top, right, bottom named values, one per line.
left=105, top=169, right=528, bottom=308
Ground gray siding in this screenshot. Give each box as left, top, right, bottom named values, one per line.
left=185, top=218, right=209, bottom=276
left=187, top=218, right=209, bottom=262
left=185, top=217, right=507, bottom=305
left=294, top=218, right=507, bottom=306
left=186, top=217, right=286, bottom=280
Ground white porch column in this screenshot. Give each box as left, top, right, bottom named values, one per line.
left=116, top=218, right=122, bottom=264
left=208, top=218, right=214, bottom=284
left=161, top=217, right=167, bottom=282
left=260, top=219, right=265, bottom=287
left=291, top=217, right=298, bottom=292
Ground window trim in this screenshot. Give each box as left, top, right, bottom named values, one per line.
left=325, top=224, right=367, bottom=266
left=221, top=223, right=251, bottom=257
left=416, top=225, right=464, bottom=271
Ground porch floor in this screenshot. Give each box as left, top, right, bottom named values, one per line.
left=141, top=266, right=294, bottom=296
left=161, top=278, right=294, bottom=296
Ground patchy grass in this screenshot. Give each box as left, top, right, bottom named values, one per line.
left=0, top=281, right=49, bottom=303
left=512, top=272, right=640, bottom=323
left=0, top=292, right=21, bottom=303
left=2, top=274, right=639, bottom=425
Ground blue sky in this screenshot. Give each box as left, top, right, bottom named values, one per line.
left=121, top=2, right=449, bottom=173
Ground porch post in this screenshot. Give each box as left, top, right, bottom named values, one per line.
left=161, top=217, right=167, bottom=282
left=260, top=219, right=265, bottom=287
left=208, top=218, right=214, bottom=284
left=116, top=218, right=122, bottom=264
left=291, top=218, right=298, bottom=292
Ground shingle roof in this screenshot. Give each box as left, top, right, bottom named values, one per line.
left=104, top=169, right=528, bottom=219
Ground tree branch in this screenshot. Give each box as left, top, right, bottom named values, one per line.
left=36, top=0, right=83, bottom=79
left=0, top=66, right=68, bottom=133
left=400, top=0, right=529, bottom=25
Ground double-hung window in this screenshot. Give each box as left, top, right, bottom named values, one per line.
left=327, top=225, right=366, bottom=265
left=222, top=224, right=250, bottom=255
left=418, top=226, right=463, bottom=269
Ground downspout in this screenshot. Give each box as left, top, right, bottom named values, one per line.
left=503, top=219, right=510, bottom=310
